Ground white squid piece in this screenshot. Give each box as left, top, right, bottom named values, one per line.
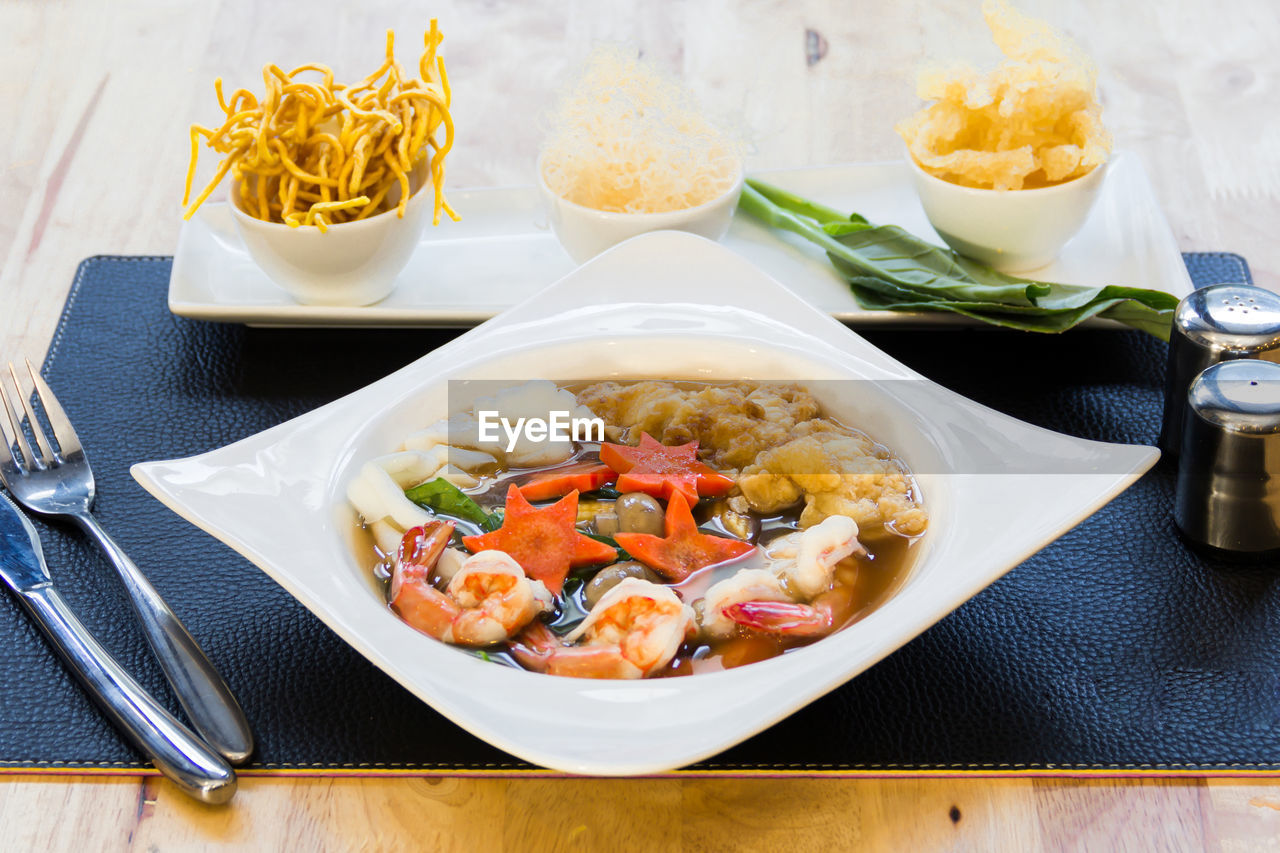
left=346, top=446, right=494, bottom=531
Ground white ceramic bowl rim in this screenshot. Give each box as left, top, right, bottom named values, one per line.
left=905, top=149, right=1108, bottom=196
left=227, top=158, right=432, bottom=231
left=535, top=151, right=745, bottom=220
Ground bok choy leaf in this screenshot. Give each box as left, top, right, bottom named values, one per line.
left=738, top=178, right=1177, bottom=340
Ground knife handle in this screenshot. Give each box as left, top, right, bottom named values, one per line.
left=73, top=513, right=254, bottom=764
left=18, top=584, right=237, bottom=804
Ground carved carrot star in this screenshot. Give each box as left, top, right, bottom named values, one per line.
left=614, top=492, right=755, bottom=582
left=600, top=433, right=734, bottom=506
left=461, top=485, right=615, bottom=595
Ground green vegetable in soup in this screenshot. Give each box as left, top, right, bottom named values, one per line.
left=737, top=179, right=1177, bottom=340
left=405, top=478, right=502, bottom=532
left=583, top=531, right=632, bottom=562
left=583, top=485, right=623, bottom=500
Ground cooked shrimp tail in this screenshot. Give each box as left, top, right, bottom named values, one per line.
left=545, top=646, right=657, bottom=679
left=390, top=520, right=455, bottom=603
left=391, top=580, right=464, bottom=640
left=723, top=600, right=833, bottom=636
left=510, top=623, right=643, bottom=677
left=396, top=521, right=455, bottom=576
left=389, top=521, right=462, bottom=641
left=509, top=621, right=559, bottom=672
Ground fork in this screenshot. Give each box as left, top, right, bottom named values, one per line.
left=0, top=359, right=253, bottom=764
left=0, top=490, right=236, bottom=803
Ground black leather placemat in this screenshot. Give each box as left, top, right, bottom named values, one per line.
left=3, top=251, right=1276, bottom=776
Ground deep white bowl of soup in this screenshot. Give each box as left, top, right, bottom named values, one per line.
left=132, top=231, right=1158, bottom=775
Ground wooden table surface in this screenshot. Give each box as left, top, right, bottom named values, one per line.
left=2, top=0, right=1279, bottom=848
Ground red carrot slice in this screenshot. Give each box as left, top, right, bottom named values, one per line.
left=600, top=433, right=734, bottom=506
left=517, top=462, right=616, bottom=501
left=614, top=492, right=754, bottom=582
left=462, top=486, right=615, bottom=595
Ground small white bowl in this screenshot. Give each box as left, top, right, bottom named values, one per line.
left=907, top=155, right=1107, bottom=273
left=230, top=162, right=432, bottom=306
left=537, top=158, right=743, bottom=264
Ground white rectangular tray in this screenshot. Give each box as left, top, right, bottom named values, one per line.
left=169, top=151, right=1192, bottom=327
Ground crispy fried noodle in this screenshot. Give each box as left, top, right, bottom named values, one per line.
left=539, top=46, right=741, bottom=214
left=183, top=22, right=457, bottom=232
left=896, top=0, right=1111, bottom=191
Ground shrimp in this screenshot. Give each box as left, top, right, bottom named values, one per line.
left=764, top=514, right=865, bottom=599
left=721, top=585, right=854, bottom=637
left=391, top=523, right=552, bottom=646
left=511, top=579, right=695, bottom=679
left=697, top=515, right=865, bottom=638
left=699, top=569, right=791, bottom=639
left=390, top=520, right=455, bottom=601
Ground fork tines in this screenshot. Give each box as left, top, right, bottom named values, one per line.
left=0, top=359, right=80, bottom=476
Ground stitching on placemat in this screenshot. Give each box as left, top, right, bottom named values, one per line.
left=4, top=759, right=1280, bottom=771
left=42, top=256, right=173, bottom=378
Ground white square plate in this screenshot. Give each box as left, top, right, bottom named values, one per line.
left=168, top=151, right=1191, bottom=327
left=137, top=231, right=1158, bottom=774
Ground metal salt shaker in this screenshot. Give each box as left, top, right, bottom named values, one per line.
left=1160, top=284, right=1280, bottom=457
left=1173, top=359, right=1280, bottom=556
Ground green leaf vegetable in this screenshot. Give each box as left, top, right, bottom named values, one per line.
left=404, top=478, right=503, bottom=532
left=582, top=531, right=632, bottom=563
left=737, top=179, right=1177, bottom=340
left=583, top=485, right=622, bottom=500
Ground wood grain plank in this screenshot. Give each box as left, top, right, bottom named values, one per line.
left=1032, top=779, right=1215, bottom=852
left=1204, top=780, right=1280, bottom=852
left=504, top=779, right=682, bottom=852
left=0, top=776, right=143, bottom=850
left=684, top=777, right=1045, bottom=852
left=14, top=775, right=1280, bottom=850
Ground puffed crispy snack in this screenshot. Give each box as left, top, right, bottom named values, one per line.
left=896, top=0, right=1111, bottom=191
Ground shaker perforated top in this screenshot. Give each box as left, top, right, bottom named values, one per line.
left=1187, top=359, right=1280, bottom=433
left=1175, top=284, right=1280, bottom=353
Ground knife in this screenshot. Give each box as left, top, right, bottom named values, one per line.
left=0, top=491, right=236, bottom=803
